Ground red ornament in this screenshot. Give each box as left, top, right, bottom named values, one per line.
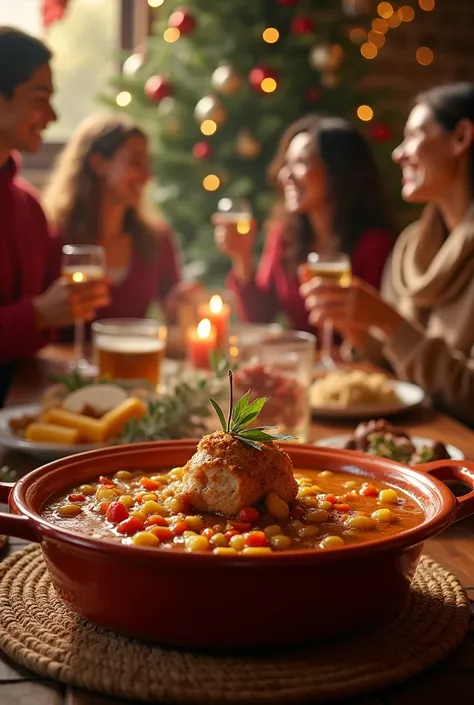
left=249, top=66, right=279, bottom=93
left=370, top=122, right=392, bottom=142
left=145, top=75, right=172, bottom=104
left=276, top=0, right=299, bottom=5
left=306, top=87, right=321, bottom=102
left=169, top=8, right=196, bottom=35
left=42, top=0, right=68, bottom=27
left=193, top=142, right=213, bottom=160
left=291, top=16, right=315, bottom=34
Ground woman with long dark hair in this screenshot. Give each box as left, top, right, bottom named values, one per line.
left=215, top=115, right=395, bottom=333
left=301, top=83, right=474, bottom=425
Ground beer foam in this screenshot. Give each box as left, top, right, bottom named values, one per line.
left=95, top=335, right=164, bottom=354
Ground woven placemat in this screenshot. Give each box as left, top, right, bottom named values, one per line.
left=0, top=545, right=470, bottom=704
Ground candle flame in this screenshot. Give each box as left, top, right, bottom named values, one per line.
left=197, top=318, right=212, bottom=339
left=209, top=294, right=223, bottom=314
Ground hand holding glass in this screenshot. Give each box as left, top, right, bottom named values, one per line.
left=61, top=244, right=107, bottom=371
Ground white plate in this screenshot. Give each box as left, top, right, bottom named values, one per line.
left=0, top=404, right=100, bottom=461
left=314, top=433, right=464, bottom=461
left=311, top=380, right=425, bottom=420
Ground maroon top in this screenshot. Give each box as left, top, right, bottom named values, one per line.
left=228, top=224, right=394, bottom=335
left=57, top=227, right=181, bottom=341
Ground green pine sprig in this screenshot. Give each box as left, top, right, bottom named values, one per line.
left=209, top=370, right=296, bottom=451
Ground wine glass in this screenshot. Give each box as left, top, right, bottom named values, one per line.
left=302, top=251, right=351, bottom=372
left=61, top=244, right=106, bottom=372
left=215, top=197, right=253, bottom=234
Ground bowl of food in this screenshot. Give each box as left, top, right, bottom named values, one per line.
left=0, top=375, right=473, bottom=649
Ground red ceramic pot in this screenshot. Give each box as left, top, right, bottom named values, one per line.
left=0, top=441, right=473, bottom=649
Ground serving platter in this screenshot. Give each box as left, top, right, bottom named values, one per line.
left=315, top=433, right=464, bottom=461
left=311, top=380, right=426, bottom=419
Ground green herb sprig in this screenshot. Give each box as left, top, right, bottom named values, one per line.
left=209, top=370, right=296, bottom=451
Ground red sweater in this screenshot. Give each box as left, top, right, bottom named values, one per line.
left=228, top=224, right=394, bottom=335
left=0, top=154, right=59, bottom=404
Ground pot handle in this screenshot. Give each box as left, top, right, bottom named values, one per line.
left=0, top=481, right=40, bottom=542
left=416, top=459, right=474, bottom=522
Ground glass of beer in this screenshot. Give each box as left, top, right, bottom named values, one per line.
left=92, top=318, right=167, bottom=389
left=61, top=244, right=106, bottom=372
left=215, top=197, right=253, bottom=235
left=301, top=251, right=351, bottom=371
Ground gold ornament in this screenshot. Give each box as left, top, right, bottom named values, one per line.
left=236, top=130, right=262, bottom=159
left=211, top=62, right=242, bottom=95
left=309, top=43, right=344, bottom=72
left=320, top=72, right=341, bottom=88
left=194, top=95, right=227, bottom=125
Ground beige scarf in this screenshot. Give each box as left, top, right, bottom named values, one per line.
left=382, top=202, right=474, bottom=354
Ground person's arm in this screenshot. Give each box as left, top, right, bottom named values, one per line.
left=227, top=226, right=281, bottom=324
left=384, top=319, right=474, bottom=426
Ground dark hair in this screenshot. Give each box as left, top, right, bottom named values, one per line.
left=414, top=82, right=474, bottom=185
left=0, top=27, right=52, bottom=99
left=267, top=115, right=394, bottom=267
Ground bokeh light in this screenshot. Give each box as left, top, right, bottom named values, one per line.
left=416, top=47, right=434, bottom=65
left=361, top=43, right=378, bottom=59
left=116, top=91, right=132, bottom=107
left=377, top=2, right=394, bottom=19
left=357, top=105, right=374, bottom=121
left=164, top=28, right=180, bottom=42
left=262, top=28, right=280, bottom=43
left=203, top=174, right=220, bottom=191
left=200, top=120, right=217, bottom=135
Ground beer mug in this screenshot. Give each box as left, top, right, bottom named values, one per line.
left=215, top=197, right=253, bottom=235
left=92, top=318, right=167, bottom=388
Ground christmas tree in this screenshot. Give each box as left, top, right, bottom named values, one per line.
left=106, top=0, right=395, bottom=283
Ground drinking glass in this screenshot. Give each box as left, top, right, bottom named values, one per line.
left=61, top=244, right=106, bottom=372
left=301, top=251, right=351, bottom=371
left=216, top=197, right=253, bottom=235
left=92, top=318, right=167, bottom=390
left=228, top=329, right=316, bottom=443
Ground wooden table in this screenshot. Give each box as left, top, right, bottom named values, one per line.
left=1, top=346, right=474, bottom=705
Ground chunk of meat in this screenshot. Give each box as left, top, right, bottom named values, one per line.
left=180, top=431, right=297, bottom=516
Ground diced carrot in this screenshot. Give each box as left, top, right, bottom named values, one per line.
left=325, top=494, right=339, bottom=504
left=171, top=520, right=188, bottom=536
left=144, top=515, right=167, bottom=528
left=117, top=517, right=144, bottom=535
left=135, top=492, right=147, bottom=503
left=237, top=507, right=260, bottom=523
left=201, top=527, right=215, bottom=539
left=99, top=501, right=110, bottom=514
left=244, top=531, right=269, bottom=548
left=225, top=530, right=239, bottom=541
left=147, top=526, right=173, bottom=541
left=99, top=476, right=115, bottom=486
left=228, top=520, right=252, bottom=532
left=333, top=503, right=351, bottom=512
left=360, top=485, right=379, bottom=498
left=139, top=477, right=160, bottom=491
left=68, top=494, right=86, bottom=503
left=106, top=501, right=129, bottom=524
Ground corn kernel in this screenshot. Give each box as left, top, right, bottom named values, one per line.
left=300, top=497, right=317, bottom=509
left=311, top=484, right=323, bottom=492
left=270, top=534, right=293, bottom=550
left=114, top=470, right=133, bottom=480
left=168, top=467, right=184, bottom=480
left=58, top=503, right=82, bottom=517
left=213, top=547, right=238, bottom=555
left=319, top=501, right=332, bottom=511
left=131, top=510, right=147, bottom=522
left=78, top=484, right=95, bottom=496
left=166, top=497, right=186, bottom=514
left=264, top=524, right=282, bottom=538
left=343, top=480, right=357, bottom=489
left=142, top=500, right=168, bottom=517
left=378, top=489, right=398, bottom=504
left=182, top=530, right=197, bottom=538
left=150, top=474, right=169, bottom=484
left=185, top=535, right=210, bottom=552
left=185, top=515, right=204, bottom=532
left=305, top=509, right=329, bottom=523
left=347, top=515, right=376, bottom=530
left=242, top=547, right=272, bottom=555
left=318, top=470, right=333, bottom=478
left=297, top=487, right=316, bottom=498
left=298, top=525, right=319, bottom=538
left=141, top=492, right=158, bottom=502
left=118, top=494, right=135, bottom=508
left=95, top=488, right=116, bottom=502
left=371, top=508, right=395, bottom=522
left=229, top=534, right=246, bottom=551
left=265, top=492, right=289, bottom=520
left=319, top=535, right=344, bottom=549
left=131, top=531, right=160, bottom=547
left=210, top=532, right=227, bottom=547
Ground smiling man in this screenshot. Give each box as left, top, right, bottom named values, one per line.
left=0, top=27, right=110, bottom=405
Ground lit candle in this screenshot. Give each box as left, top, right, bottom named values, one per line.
left=187, top=318, right=217, bottom=370
left=197, top=294, right=230, bottom=350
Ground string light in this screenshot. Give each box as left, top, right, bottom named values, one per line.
left=203, top=174, right=220, bottom=191
left=377, top=2, right=393, bottom=19
left=200, top=120, right=217, bottom=135
left=416, top=46, right=434, bottom=65
left=357, top=105, right=374, bottom=121
left=386, top=12, right=401, bottom=27
left=349, top=27, right=367, bottom=44
left=148, top=0, right=164, bottom=6
left=368, top=30, right=385, bottom=48
left=261, top=77, right=277, bottom=93
left=419, top=0, right=435, bottom=10
left=163, top=27, right=180, bottom=42
left=372, top=18, right=388, bottom=33
left=262, top=27, right=279, bottom=43
left=116, top=91, right=132, bottom=107
left=399, top=5, right=415, bottom=21
left=361, top=42, right=378, bottom=59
